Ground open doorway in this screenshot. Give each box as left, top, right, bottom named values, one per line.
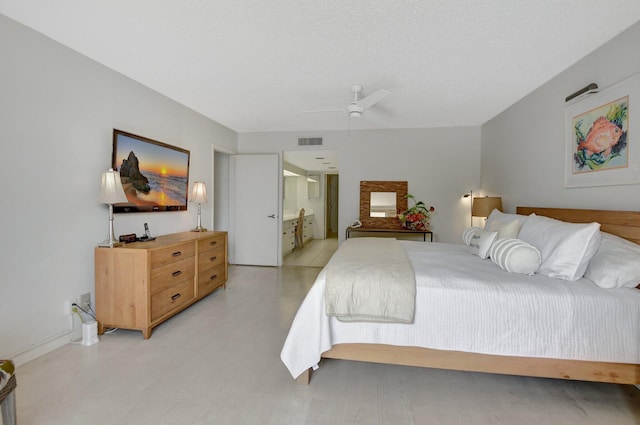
left=282, top=150, right=339, bottom=267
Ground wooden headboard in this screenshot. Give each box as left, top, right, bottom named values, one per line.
left=516, top=207, right=640, bottom=244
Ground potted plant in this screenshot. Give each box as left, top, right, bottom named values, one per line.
left=397, top=194, right=435, bottom=230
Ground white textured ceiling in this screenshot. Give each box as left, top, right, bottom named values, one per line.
left=1, top=1, right=639, bottom=133
left=284, top=150, right=339, bottom=174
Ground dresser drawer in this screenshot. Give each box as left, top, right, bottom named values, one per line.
left=198, top=245, right=225, bottom=271
left=198, top=263, right=226, bottom=295
left=150, top=256, right=195, bottom=295
left=197, top=234, right=225, bottom=252
left=283, top=234, right=295, bottom=248
left=150, top=242, right=195, bottom=269
left=151, top=279, right=194, bottom=321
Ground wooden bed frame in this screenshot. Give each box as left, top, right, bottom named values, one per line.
left=296, top=207, right=640, bottom=385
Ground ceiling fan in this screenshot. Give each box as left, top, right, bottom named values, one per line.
left=299, top=84, right=390, bottom=118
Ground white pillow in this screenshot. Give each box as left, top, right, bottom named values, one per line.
left=518, top=214, right=601, bottom=281
left=487, top=219, right=521, bottom=239
left=462, top=226, right=483, bottom=246
left=584, top=232, right=640, bottom=288
left=488, top=238, right=541, bottom=275
left=484, top=209, right=528, bottom=231
left=467, top=229, right=498, bottom=259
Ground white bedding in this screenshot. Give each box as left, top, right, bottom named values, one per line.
left=325, top=238, right=415, bottom=323
left=280, top=241, right=640, bottom=379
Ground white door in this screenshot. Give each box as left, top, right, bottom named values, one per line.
left=231, top=154, right=280, bottom=266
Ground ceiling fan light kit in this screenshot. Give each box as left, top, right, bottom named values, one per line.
left=348, top=104, right=364, bottom=118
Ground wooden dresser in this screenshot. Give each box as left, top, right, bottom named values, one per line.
left=94, top=231, right=227, bottom=338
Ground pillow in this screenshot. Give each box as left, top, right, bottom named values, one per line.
left=462, top=226, right=483, bottom=246
left=486, top=219, right=521, bottom=239
left=484, top=209, right=528, bottom=232
left=467, top=229, right=498, bottom=259
left=584, top=232, right=640, bottom=288
left=488, top=238, right=541, bottom=275
left=518, top=214, right=601, bottom=281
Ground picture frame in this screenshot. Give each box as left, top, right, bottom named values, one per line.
left=112, top=129, right=190, bottom=212
left=565, top=72, right=640, bottom=188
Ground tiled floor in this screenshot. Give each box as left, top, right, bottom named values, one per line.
left=283, top=237, right=338, bottom=268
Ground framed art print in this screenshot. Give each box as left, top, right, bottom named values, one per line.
left=565, top=72, right=640, bottom=188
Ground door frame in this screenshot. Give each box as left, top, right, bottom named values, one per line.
left=212, top=144, right=235, bottom=233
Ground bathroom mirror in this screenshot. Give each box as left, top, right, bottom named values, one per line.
left=359, top=181, right=408, bottom=229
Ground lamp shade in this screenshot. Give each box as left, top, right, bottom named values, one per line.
left=472, top=197, right=503, bottom=218
left=99, top=168, right=128, bottom=204
left=191, top=181, right=208, bottom=204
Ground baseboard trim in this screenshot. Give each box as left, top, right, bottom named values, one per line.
left=11, top=318, right=80, bottom=367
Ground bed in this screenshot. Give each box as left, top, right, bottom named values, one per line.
left=281, top=207, right=640, bottom=385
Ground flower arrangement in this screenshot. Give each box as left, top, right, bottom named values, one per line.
left=397, top=194, right=435, bottom=230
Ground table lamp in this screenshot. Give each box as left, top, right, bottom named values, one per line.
left=472, top=196, right=503, bottom=221
left=191, top=181, right=208, bottom=232
left=98, top=168, right=128, bottom=247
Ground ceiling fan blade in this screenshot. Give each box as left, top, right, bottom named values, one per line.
left=297, top=108, right=345, bottom=114
left=357, top=89, right=390, bottom=109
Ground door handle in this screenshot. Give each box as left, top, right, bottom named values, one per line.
left=268, top=214, right=276, bottom=218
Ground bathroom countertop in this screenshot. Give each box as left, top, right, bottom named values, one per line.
left=283, top=210, right=314, bottom=221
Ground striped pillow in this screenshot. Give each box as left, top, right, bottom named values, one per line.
left=489, top=238, right=541, bottom=275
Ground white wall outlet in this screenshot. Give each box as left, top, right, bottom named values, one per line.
left=79, top=293, right=91, bottom=311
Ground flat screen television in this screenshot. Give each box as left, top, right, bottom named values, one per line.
left=111, top=129, right=191, bottom=213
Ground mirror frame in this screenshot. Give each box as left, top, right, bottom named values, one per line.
left=359, top=181, right=408, bottom=229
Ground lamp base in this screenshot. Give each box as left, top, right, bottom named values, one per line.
left=97, top=239, right=124, bottom=248
left=191, top=226, right=208, bottom=232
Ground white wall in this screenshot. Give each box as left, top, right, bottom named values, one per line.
left=214, top=151, right=231, bottom=231
left=481, top=22, right=640, bottom=212
left=238, top=126, right=481, bottom=243
left=0, top=15, right=237, bottom=364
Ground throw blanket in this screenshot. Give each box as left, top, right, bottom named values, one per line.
left=325, top=237, right=416, bottom=323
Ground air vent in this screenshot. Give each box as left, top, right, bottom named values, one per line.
left=298, top=137, right=323, bottom=146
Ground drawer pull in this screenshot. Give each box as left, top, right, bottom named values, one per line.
left=209, top=241, right=217, bottom=246
left=172, top=270, right=182, bottom=277
left=209, top=256, right=217, bottom=262
left=209, top=274, right=218, bottom=281
left=172, top=251, right=182, bottom=257
left=171, top=293, right=181, bottom=301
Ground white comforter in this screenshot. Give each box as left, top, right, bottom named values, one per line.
left=280, top=241, right=640, bottom=379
